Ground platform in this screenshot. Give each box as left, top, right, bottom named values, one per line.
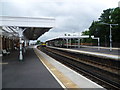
left=47, top=46, right=120, bottom=60
left=73, top=45, right=119, bottom=56
left=2, top=46, right=106, bottom=89
left=34, top=46, right=105, bottom=89
left=2, top=48, right=63, bottom=89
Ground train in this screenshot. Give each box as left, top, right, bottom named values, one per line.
left=40, top=43, right=46, bottom=47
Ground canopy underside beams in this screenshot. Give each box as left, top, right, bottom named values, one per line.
left=23, top=27, right=51, bottom=40
left=0, top=16, right=55, bottom=40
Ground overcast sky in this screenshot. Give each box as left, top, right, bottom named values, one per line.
left=0, top=0, right=119, bottom=42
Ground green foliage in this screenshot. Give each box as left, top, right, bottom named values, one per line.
left=82, top=38, right=92, bottom=43
left=81, top=30, right=92, bottom=43
left=84, top=7, right=120, bottom=46
left=111, top=7, right=120, bottom=43
left=36, top=40, right=41, bottom=45
left=82, top=30, right=90, bottom=35
left=99, top=8, right=113, bottom=23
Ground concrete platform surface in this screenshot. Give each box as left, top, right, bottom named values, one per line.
left=73, top=46, right=119, bottom=56
left=35, top=47, right=105, bottom=89
left=2, top=48, right=63, bottom=89
left=47, top=46, right=119, bottom=60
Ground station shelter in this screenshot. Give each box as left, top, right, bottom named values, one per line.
left=0, top=16, right=55, bottom=60
left=46, top=35, right=100, bottom=49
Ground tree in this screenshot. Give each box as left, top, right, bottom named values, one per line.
left=111, top=7, right=120, bottom=43
left=88, top=7, right=120, bottom=47
left=36, top=40, right=41, bottom=45
left=82, top=30, right=90, bottom=35
left=81, top=30, right=92, bottom=43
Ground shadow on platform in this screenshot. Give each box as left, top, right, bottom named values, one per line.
left=2, top=48, right=62, bottom=89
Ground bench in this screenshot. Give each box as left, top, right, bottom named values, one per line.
left=2, top=50, right=10, bottom=55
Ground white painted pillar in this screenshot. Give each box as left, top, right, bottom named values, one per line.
left=98, top=38, right=100, bottom=51
left=66, top=39, right=68, bottom=48
left=70, top=38, right=71, bottom=48
left=73, top=39, right=75, bottom=48
left=93, top=37, right=100, bottom=51
left=18, top=28, right=23, bottom=61
left=18, top=28, right=26, bottom=61
left=19, top=37, right=23, bottom=61
left=109, top=24, right=112, bottom=51
left=78, top=38, right=80, bottom=48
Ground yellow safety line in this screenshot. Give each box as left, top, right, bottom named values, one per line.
left=0, top=62, right=8, bottom=64
left=34, top=48, right=81, bottom=89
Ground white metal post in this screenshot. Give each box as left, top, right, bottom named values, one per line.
left=66, top=39, right=68, bottom=48
left=19, top=37, right=23, bottom=61
left=92, top=37, right=100, bottom=51
left=110, top=24, right=112, bottom=51
left=18, top=28, right=26, bottom=61
left=98, top=38, right=100, bottom=51
left=70, top=38, right=71, bottom=48
left=78, top=38, right=80, bottom=48
left=19, top=28, right=23, bottom=61
left=100, top=22, right=118, bottom=51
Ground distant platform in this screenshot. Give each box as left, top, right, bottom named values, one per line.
left=47, top=46, right=120, bottom=60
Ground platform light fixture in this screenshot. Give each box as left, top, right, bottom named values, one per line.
left=100, top=22, right=118, bottom=51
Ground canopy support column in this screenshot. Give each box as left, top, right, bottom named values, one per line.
left=78, top=38, right=80, bottom=48
left=92, top=37, right=100, bottom=51
left=66, top=39, right=68, bottom=48
left=18, top=28, right=23, bottom=61
left=70, top=38, right=71, bottom=48
left=18, top=27, right=26, bottom=61
left=98, top=38, right=100, bottom=51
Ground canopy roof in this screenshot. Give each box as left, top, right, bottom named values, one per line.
left=0, top=16, right=55, bottom=40
left=46, top=35, right=94, bottom=42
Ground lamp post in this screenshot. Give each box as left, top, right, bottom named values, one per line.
left=100, top=22, right=118, bottom=51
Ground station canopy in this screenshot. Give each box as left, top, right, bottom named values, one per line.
left=46, top=35, right=94, bottom=42
left=0, top=16, right=55, bottom=40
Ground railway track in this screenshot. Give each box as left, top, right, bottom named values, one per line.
left=38, top=46, right=120, bottom=89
